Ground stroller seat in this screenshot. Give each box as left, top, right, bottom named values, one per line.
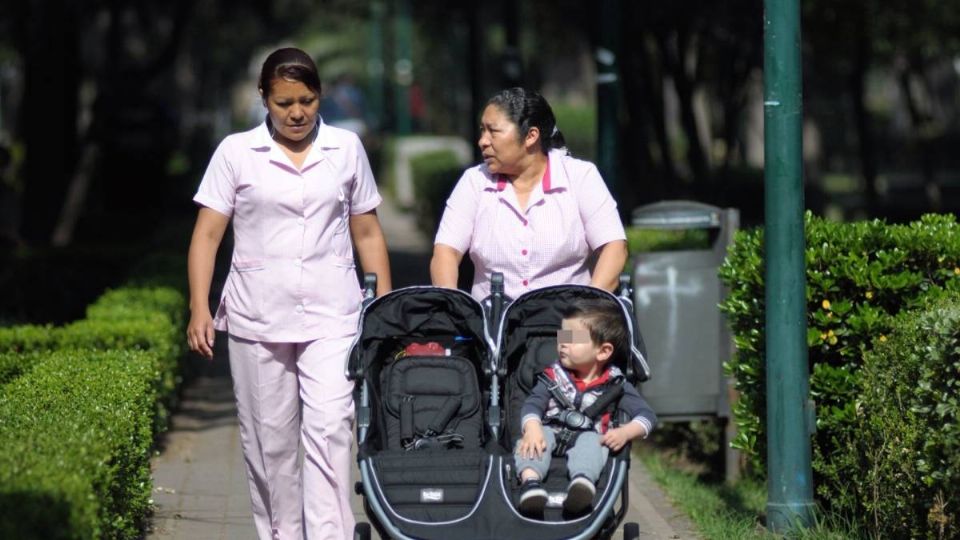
left=349, top=287, right=496, bottom=529
left=382, top=354, right=483, bottom=451
left=496, top=285, right=649, bottom=527
left=371, top=353, right=491, bottom=523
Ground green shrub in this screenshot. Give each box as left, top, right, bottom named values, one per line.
left=0, top=324, right=57, bottom=354
left=410, top=150, right=464, bottom=237
left=625, top=227, right=713, bottom=273
left=87, top=286, right=185, bottom=324
left=0, top=287, right=184, bottom=392
left=626, top=227, right=711, bottom=253
left=718, top=213, right=960, bottom=510
left=850, top=295, right=960, bottom=538
left=0, top=349, right=161, bottom=539
left=84, top=286, right=187, bottom=382
left=0, top=286, right=185, bottom=440
left=552, top=103, right=596, bottom=161
left=59, top=316, right=179, bottom=357
left=378, top=136, right=398, bottom=200
left=0, top=260, right=188, bottom=537
left=60, top=317, right=180, bottom=411
left=0, top=351, right=46, bottom=386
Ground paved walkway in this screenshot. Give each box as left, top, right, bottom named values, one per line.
left=148, top=197, right=698, bottom=539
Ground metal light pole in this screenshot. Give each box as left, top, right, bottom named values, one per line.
left=763, top=0, right=815, bottom=532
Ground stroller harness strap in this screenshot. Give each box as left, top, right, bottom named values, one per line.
left=383, top=355, right=482, bottom=451
left=401, top=395, right=466, bottom=451
left=537, top=371, right=625, bottom=456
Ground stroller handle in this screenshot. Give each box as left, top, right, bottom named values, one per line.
left=363, top=273, right=377, bottom=303
left=618, top=273, right=633, bottom=299
left=490, top=272, right=505, bottom=326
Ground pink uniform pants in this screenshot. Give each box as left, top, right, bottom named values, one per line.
left=228, top=334, right=356, bottom=540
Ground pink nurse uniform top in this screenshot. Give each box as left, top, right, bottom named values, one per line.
left=194, top=120, right=382, bottom=343
left=435, top=148, right=626, bottom=300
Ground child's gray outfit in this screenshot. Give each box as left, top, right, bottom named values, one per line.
left=514, top=362, right=656, bottom=483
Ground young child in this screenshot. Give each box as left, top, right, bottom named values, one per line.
left=515, top=298, right=656, bottom=516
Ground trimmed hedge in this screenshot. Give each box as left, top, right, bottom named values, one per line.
left=626, top=227, right=710, bottom=254
left=850, top=295, right=960, bottom=538
left=0, top=350, right=161, bottom=539
left=0, top=324, right=56, bottom=356
left=551, top=103, right=596, bottom=161
left=86, top=286, right=186, bottom=329
left=0, top=284, right=186, bottom=537
left=718, top=213, right=960, bottom=513
left=0, top=286, right=185, bottom=392
left=0, top=351, right=46, bottom=386
left=410, top=149, right=463, bottom=238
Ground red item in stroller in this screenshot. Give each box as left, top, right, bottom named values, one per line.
left=400, top=341, right=448, bottom=357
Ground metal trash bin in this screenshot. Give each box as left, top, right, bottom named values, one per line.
left=631, top=200, right=740, bottom=476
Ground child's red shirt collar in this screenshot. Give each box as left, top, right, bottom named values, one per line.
left=561, top=365, right=614, bottom=392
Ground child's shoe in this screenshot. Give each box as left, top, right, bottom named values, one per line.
left=517, top=479, right=548, bottom=516
left=563, top=475, right=596, bottom=515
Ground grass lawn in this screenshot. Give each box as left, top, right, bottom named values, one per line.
left=637, top=437, right=862, bottom=539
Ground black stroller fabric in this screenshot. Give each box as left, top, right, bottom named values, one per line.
left=382, top=355, right=482, bottom=451
left=371, top=449, right=489, bottom=522
left=498, top=286, right=635, bottom=528
left=499, top=286, right=641, bottom=447
left=349, top=288, right=490, bottom=458
left=351, top=285, right=646, bottom=540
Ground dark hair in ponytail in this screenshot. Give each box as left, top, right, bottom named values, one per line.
left=485, top=87, right=566, bottom=154
left=259, top=47, right=322, bottom=98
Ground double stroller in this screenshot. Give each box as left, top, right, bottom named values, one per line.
left=346, top=274, right=652, bottom=540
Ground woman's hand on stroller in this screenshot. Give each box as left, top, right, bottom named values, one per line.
left=517, top=420, right=547, bottom=459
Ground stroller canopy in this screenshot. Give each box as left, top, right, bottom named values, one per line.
left=496, top=285, right=649, bottom=383
left=348, top=287, right=492, bottom=378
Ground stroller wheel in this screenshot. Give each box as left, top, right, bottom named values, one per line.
left=623, top=522, right=640, bottom=540
left=354, top=522, right=372, bottom=540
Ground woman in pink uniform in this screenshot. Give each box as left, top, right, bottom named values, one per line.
left=186, top=47, right=391, bottom=539
left=431, top=87, right=627, bottom=300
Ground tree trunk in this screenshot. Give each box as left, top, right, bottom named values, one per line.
left=51, top=142, right=99, bottom=247
left=658, top=28, right=710, bottom=191
left=500, top=0, right=523, bottom=88
left=632, top=31, right=678, bottom=196
left=467, top=3, right=484, bottom=164
left=850, top=22, right=878, bottom=216
left=19, top=0, right=79, bottom=246
left=619, top=28, right=661, bottom=206
left=897, top=63, right=940, bottom=211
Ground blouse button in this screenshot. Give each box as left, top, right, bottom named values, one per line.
left=297, top=217, right=305, bottom=225
left=521, top=249, right=528, bottom=256
left=522, top=279, right=529, bottom=286
left=295, top=304, right=304, bottom=313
